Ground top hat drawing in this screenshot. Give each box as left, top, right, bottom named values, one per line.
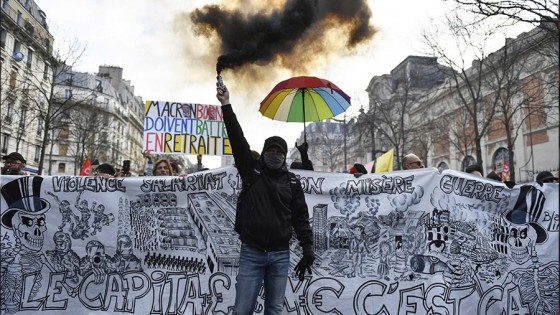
left=1, top=176, right=50, bottom=229
left=505, top=185, right=547, bottom=244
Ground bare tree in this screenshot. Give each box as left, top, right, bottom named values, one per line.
left=17, top=39, right=89, bottom=174
left=67, top=106, right=108, bottom=175
left=451, top=0, right=559, bottom=36
left=421, top=12, right=508, bottom=167
left=368, top=78, right=419, bottom=170
left=484, top=28, right=559, bottom=181
left=354, top=104, right=388, bottom=164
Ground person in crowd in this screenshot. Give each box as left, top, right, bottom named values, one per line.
left=536, top=170, right=558, bottom=185
left=153, top=159, right=172, bottom=176
left=251, top=150, right=260, bottom=160
left=1, top=152, right=26, bottom=175
left=465, top=164, right=484, bottom=177
left=349, top=163, right=368, bottom=176
left=486, top=171, right=502, bottom=181
left=91, top=159, right=100, bottom=175
left=94, top=163, right=116, bottom=178
left=290, top=141, right=314, bottom=170
left=191, top=154, right=206, bottom=173
left=401, top=153, right=425, bottom=170
left=170, top=161, right=181, bottom=175
left=143, top=150, right=154, bottom=175
left=216, top=83, right=314, bottom=315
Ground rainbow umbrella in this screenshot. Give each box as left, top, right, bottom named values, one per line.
left=259, top=76, right=351, bottom=141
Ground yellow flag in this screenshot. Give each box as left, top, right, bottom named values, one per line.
left=375, top=149, right=394, bottom=173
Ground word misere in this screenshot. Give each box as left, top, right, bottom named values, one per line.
left=345, top=175, right=415, bottom=195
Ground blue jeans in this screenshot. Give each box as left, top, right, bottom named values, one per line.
left=234, top=243, right=290, bottom=315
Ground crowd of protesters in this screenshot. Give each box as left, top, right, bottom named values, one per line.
left=1, top=148, right=558, bottom=185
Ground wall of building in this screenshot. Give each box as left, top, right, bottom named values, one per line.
left=1, top=0, right=54, bottom=173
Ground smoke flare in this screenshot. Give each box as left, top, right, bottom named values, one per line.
left=190, top=0, right=376, bottom=75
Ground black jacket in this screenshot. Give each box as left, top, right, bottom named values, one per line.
left=222, top=104, right=313, bottom=252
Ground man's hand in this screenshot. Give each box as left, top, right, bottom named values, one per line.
left=142, top=150, right=152, bottom=161
left=216, top=85, right=230, bottom=105
left=294, top=245, right=315, bottom=281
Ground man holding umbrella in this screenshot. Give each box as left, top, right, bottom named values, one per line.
left=216, top=84, right=315, bottom=315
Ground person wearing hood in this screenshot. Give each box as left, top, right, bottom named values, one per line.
left=217, top=84, right=314, bottom=315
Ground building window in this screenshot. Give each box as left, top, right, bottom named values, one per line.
left=22, top=81, right=30, bottom=96
left=26, top=49, right=33, bottom=69
left=16, top=10, right=22, bottom=26
left=4, top=102, right=13, bottom=122
left=58, top=163, right=66, bottom=173
left=95, top=79, right=103, bottom=92
left=43, top=63, right=49, bottom=80
left=2, top=0, right=9, bottom=10
left=1, top=133, right=9, bottom=154
left=65, top=73, right=73, bottom=85
left=58, top=144, right=68, bottom=155
left=0, top=29, right=7, bottom=49
left=59, top=125, right=69, bottom=139
left=13, top=40, right=21, bottom=56
left=36, top=118, right=43, bottom=136
left=9, top=70, right=17, bottom=89
left=65, top=89, right=72, bottom=99
left=34, top=145, right=40, bottom=162
left=19, top=106, right=27, bottom=128
left=89, top=94, right=97, bottom=105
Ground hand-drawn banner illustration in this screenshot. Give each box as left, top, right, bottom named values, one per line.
left=0, top=168, right=558, bottom=314
left=143, top=100, right=231, bottom=155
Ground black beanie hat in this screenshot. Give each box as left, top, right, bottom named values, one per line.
left=262, top=136, right=287, bottom=155
left=96, top=163, right=116, bottom=176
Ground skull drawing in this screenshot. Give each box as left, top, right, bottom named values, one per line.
left=53, top=230, right=72, bottom=253
left=13, top=213, right=47, bottom=251
left=507, top=224, right=535, bottom=264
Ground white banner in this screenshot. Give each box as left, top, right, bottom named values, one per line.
left=1, top=167, right=558, bottom=314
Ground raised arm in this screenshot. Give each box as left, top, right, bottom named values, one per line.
left=216, top=85, right=256, bottom=181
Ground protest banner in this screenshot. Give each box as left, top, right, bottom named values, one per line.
left=0, top=168, right=558, bottom=314
left=143, top=100, right=231, bottom=155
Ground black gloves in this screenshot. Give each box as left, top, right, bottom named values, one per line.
left=294, top=245, right=315, bottom=281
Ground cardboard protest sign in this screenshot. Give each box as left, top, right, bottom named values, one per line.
left=0, top=168, right=558, bottom=314
left=144, top=101, right=231, bottom=155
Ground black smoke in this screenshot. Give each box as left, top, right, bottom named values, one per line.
left=190, top=0, right=376, bottom=74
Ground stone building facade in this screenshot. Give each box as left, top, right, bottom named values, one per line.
left=1, top=0, right=54, bottom=173
left=1, top=1, right=147, bottom=175
left=364, top=23, right=558, bottom=182
left=44, top=65, right=145, bottom=175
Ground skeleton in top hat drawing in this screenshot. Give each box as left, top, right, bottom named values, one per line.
left=0, top=176, right=52, bottom=312
left=500, top=185, right=558, bottom=315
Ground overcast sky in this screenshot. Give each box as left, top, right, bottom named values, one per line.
left=34, top=0, right=531, bottom=169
